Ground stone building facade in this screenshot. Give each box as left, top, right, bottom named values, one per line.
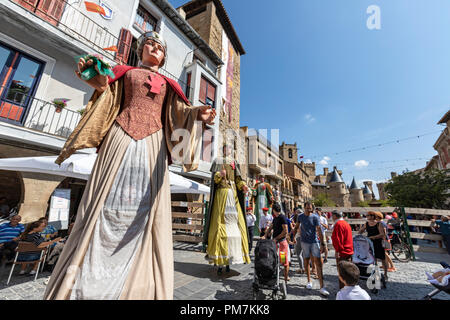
left=247, top=134, right=284, bottom=187
left=279, top=142, right=312, bottom=210
left=434, top=110, right=450, bottom=169
left=179, top=0, right=246, bottom=179
left=0, top=0, right=234, bottom=222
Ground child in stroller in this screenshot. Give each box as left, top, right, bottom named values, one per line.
left=252, top=239, right=287, bottom=300
left=352, top=235, right=386, bottom=293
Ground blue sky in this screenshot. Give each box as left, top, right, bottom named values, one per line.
left=170, top=0, right=449, bottom=196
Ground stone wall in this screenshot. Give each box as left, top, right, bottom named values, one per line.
left=184, top=0, right=243, bottom=176
left=18, top=172, right=65, bottom=223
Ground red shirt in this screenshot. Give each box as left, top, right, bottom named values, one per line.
left=332, top=219, right=354, bottom=257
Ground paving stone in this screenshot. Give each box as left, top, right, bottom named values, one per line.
left=0, top=242, right=448, bottom=300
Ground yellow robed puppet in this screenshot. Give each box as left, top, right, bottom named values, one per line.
left=203, top=144, right=250, bottom=274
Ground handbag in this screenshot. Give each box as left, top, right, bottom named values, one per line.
left=382, top=239, right=391, bottom=250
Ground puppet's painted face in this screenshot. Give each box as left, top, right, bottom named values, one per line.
left=142, top=39, right=165, bottom=67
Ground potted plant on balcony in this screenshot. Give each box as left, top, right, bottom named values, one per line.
left=53, top=99, right=67, bottom=113
left=78, top=108, right=86, bottom=116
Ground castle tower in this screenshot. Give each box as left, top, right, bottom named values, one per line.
left=363, top=181, right=374, bottom=197
left=377, top=183, right=388, bottom=200
left=279, top=142, right=298, bottom=163
left=363, top=184, right=373, bottom=201
left=304, top=162, right=316, bottom=183
left=349, top=177, right=364, bottom=205
left=328, top=168, right=351, bottom=207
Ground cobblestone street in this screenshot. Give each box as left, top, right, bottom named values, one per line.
left=0, top=240, right=448, bottom=300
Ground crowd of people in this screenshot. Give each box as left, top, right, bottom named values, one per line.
left=245, top=200, right=450, bottom=300
left=0, top=215, right=73, bottom=276
left=0, top=198, right=448, bottom=300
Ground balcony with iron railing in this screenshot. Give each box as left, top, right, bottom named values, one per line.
left=0, top=86, right=82, bottom=138
left=7, top=0, right=195, bottom=97
left=7, top=0, right=120, bottom=63
left=2, top=0, right=198, bottom=141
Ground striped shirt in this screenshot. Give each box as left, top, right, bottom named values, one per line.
left=0, top=222, right=25, bottom=243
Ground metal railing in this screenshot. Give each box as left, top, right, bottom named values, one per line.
left=0, top=87, right=82, bottom=138
left=10, top=0, right=120, bottom=62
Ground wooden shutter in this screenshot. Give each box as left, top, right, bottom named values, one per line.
left=185, top=73, right=191, bottom=99
left=199, top=77, right=207, bottom=103
left=116, top=28, right=133, bottom=65
left=35, top=0, right=66, bottom=26
left=206, top=83, right=215, bottom=102
left=14, top=0, right=39, bottom=11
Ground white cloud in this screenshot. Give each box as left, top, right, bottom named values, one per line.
left=319, top=156, right=331, bottom=166
left=304, top=159, right=313, bottom=164
left=355, top=160, right=369, bottom=168
left=304, top=114, right=316, bottom=123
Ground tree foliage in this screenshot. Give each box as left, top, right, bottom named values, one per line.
left=356, top=200, right=370, bottom=207
left=313, top=193, right=336, bottom=207
left=383, top=169, right=450, bottom=209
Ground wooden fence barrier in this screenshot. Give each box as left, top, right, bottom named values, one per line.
left=321, top=207, right=450, bottom=255
left=171, top=201, right=207, bottom=243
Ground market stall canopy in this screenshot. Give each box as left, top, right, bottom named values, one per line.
left=0, top=154, right=209, bottom=194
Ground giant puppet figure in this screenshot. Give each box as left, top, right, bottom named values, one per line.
left=43, top=32, right=216, bottom=300
left=252, top=176, right=274, bottom=233
left=204, top=144, right=251, bottom=274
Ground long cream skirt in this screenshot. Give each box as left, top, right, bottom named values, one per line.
left=43, top=123, right=173, bottom=300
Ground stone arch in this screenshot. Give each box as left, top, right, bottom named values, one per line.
left=0, top=169, right=22, bottom=212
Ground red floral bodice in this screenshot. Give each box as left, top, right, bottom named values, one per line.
left=115, top=68, right=167, bottom=140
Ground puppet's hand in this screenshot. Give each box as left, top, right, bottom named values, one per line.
left=198, top=106, right=216, bottom=125
left=75, top=57, right=109, bottom=93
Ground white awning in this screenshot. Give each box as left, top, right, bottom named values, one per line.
left=0, top=154, right=209, bottom=194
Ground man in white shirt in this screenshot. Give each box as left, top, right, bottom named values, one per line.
left=246, top=207, right=256, bottom=252
left=317, top=210, right=329, bottom=263
left=336, top=260, right=371, bottom=300
left=259, top=207, right=273, bottom=237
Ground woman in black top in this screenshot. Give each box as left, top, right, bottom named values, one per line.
left=18, top=220, right=61, bottom=276
left=358, top=211, right=388, bottom=281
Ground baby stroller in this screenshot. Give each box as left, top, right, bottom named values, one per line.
left=352, top=235, right=386, bottom=294
left=252, top=239, right=287, bottom=300
left=423, top=261, right=450, bottom=300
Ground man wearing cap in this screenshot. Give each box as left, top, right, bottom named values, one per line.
left=259, top=207, right=273, bottom=238
left=45, top=31, right=216, bottom=300
left=331, top=210, right=354, bottom=289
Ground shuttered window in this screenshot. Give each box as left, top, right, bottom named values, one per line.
left=116, top=28, right=133, bottom=65
left=14, top=0, right=65, bottom=26
left=134, top=5, right=157, bottom=32
left=199, top=76, right=216, bottom=107
left=185, top=72, right=192, bottom=99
